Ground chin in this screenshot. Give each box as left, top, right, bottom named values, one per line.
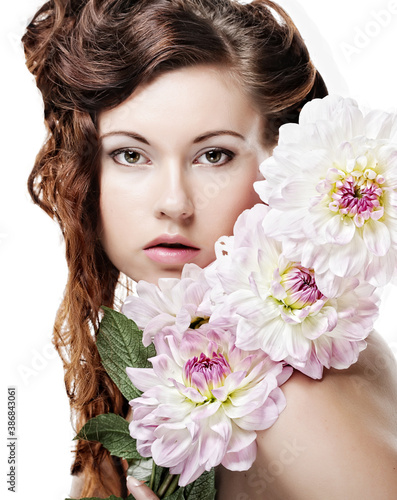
left=155, top=269, right=185, bottom=282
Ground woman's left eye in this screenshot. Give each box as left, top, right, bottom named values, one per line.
left=195, top=149, right=235, bottom=166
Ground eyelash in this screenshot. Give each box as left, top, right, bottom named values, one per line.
left=195, top=148, right=235, bottom=166
left=109, top=148, right=236, bottom=167
left=109, top=148, right=149, bottom=166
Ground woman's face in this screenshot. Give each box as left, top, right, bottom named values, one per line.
left=98, top=65, right=269, bottom=284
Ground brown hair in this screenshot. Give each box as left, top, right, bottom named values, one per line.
left=22, top=0, right=327, bottom=497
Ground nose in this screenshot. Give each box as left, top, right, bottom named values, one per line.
left=153, top=162, right=194, bottom=221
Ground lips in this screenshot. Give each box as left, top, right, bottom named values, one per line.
left=143, top=235, right=200, bottom=265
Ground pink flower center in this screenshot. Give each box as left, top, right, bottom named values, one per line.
left=329, top=173, right=384, bottom=227
left=280, top=265, right=324, bottom=309
left=184, top=352, right=232, bottom=395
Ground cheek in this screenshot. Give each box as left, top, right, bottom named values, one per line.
left=219, top=183, right=262, bottom=231
left=98, top=191, right=121, bottom=260
left=98, top=175, right=138, bottom=264
left=196, top=165, right=263, bottom=238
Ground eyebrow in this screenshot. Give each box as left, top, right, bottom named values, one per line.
left=99, top=130, right=245, bottom=144
left=193, top=130, right=245, bottom=143
left=99, top=131, right=150, bottom=144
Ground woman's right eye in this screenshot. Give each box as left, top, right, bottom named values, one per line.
left=110, top=149, right=149, bottom=166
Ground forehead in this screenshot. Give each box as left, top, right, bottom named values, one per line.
left=98, top=65, right=263, bottom=141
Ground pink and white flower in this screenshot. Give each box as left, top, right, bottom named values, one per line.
left=126, top=325, right=291, bottom=486
left=210, top=204, right=379, bottom=379
left=254, top=95, right=397, bottom=292
left=122, top=264, right=210, bottom=346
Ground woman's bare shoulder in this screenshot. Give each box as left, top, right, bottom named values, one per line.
left=251, top=331, right=397, bottom=499
left=218, top=333, right=397, bottom=500
left=217, top=332, right=397, bottom=500
left=279, top=331, right=397, bottom=427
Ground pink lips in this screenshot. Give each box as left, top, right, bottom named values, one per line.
left=143, top=234, right=200, bottom=264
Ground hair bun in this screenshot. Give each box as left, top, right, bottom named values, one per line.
left=22, top=0, right=89, bottom=108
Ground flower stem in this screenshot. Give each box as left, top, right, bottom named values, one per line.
left=156, top=472, right=176, bottom=498
left=163, top=474, right=180, bottom=497
left=149, top=461, right=156, bottom=491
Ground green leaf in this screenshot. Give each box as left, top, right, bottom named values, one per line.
left=97, top=306, right=156, bottom=401
left=126, top=457, right=153, bottom=482
left=74, top=413, right=141, bottom=460
left=164, top=488, right=185, bottom=500
left=184, top=469, right=216, bottom=500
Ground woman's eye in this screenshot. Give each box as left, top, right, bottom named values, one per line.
left=110, top=149, right=149, bottom=166
left=195, top=149, right=235, bottom=166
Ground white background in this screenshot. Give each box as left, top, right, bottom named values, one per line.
left=1, top=0, right=397, bottom=498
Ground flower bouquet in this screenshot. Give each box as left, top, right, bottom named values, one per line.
left=71, top=95, right=397, bottom=500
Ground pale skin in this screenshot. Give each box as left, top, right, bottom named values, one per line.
left=70, top=65, right=397, bottom=499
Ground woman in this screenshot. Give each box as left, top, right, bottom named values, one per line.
left=21, top=0, right=397, bottom=498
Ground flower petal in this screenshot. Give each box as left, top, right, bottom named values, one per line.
left=222, top=439, right=257, bottom=471
left=324, top=214, right=355, bottom=245
left=363, top=219, right=391, bottom=256
left=233, top=388, right=286, bottom=431
left=126, top=367, right=159, bottom=392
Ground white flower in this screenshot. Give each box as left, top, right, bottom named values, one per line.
left=122, top=264, right=211, bottom=346
left=210, top=204, right=379, bottom=379
left=127, top=325, right=291, bottom=486
left=254, top=95, right=397, bottom=293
